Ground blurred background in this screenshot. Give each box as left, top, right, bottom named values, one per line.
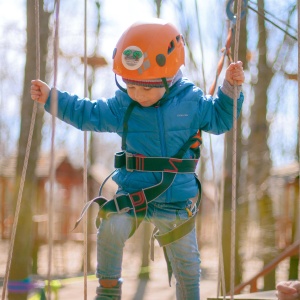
left=0, top=0, right=299, bottom=299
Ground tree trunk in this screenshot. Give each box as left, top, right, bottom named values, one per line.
left=8, top=1, right=50, bottom=299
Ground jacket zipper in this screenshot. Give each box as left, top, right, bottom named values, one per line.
left=156, top=105, right=171, bottom=202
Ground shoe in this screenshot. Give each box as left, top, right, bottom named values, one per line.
left=94, top=279, right=122, bottom=300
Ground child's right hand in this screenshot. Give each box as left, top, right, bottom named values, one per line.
left=31, top=79, right=50, bottom=104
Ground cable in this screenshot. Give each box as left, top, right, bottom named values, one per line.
left=248, top=0, right=297, bottom=33
left=247, top=4, right=297, bottom=41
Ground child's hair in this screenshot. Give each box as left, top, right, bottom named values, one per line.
left=112, top=18, right=185, bottom=89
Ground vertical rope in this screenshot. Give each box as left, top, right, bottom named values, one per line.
left=47, top=1, right=60, bottom=299
left=219, top=137, right=227, bottom=298
left=297, top=0, right=300, bottom=275
left=1, top=1, right=40, bottom=299
left=83, top=0, right=88, bottom=299
left=208, top=136, right=226, bottom=299
left=230, top=0, right=243, bottom=298
left=194, top=0, right=207, bottom=93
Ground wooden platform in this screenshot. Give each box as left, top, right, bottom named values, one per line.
left=207, top=290, right=276, bottom=300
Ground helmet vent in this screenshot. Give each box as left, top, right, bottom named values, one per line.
left=167, top=40, right=175, bottom=54
left=176, top=34, right=185, bottom=45
left=156, top=54, right=166, bottom=66
left=112, top=48, right=117, bottom=59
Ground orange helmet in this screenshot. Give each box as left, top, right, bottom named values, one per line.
left=112, top=19, right=185, bottom=85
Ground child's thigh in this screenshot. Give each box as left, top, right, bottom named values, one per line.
left=97, top=212, right=134, bottom=244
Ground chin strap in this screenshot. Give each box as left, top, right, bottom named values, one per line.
left=161, top=77, right=170, bottom=93
left=115, top=74, right=127, bottom=93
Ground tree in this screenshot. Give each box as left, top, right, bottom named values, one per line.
left=8, top=1, right=51, bottom=299
left=246, top=0, right=275, bottom=290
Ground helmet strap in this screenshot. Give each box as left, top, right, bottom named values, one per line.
left=161, top=78, right=170, bottom=93
left=115, top=74, right=127, bottom=94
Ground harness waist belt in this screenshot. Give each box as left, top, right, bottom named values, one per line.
left=126, top=153, right=198, bottom=173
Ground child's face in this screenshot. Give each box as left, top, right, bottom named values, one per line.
left=126, top=84, right=166, bottom=107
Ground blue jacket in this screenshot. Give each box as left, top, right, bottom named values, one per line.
left=45, top=77, right=244, bottom=204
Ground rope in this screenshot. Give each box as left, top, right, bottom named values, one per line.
left=200, top=9, right=234, bottom=297
left=47, top=1, right=60, bottom=299
left=230, top=0, right=243, bottom=298
left=218, top=137, right=227, bottom=298
left=208, top=136, right=226, bottom=299
left=194, top=0, right=207, bottom=93
left=209, top=26, right=233, bottom=96
left=83, top=0, right=88, bottom=299
left=1, top=1, right=40, bottom=299
left=297, top=0, right=300, bottom=275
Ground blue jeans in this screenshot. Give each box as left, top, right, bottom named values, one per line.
left=96, top=201, right=201, bottom=300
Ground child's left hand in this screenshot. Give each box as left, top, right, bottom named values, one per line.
left=225, top=61, right=245, bottom=86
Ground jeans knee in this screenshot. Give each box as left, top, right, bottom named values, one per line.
left=97, top=213, right=132, bottom=245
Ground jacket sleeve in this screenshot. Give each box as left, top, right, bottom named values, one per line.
left=44, top=89, right=123, bottom=132
left=197, top=84, right=244, bottom=135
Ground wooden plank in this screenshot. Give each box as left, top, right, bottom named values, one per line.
left=207, top=290, right=276, bottom=300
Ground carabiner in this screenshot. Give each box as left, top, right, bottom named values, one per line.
left=226, top=0, right=248, bottom=24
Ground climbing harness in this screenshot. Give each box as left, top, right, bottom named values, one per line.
left=74, top=101, right=202, bottom=284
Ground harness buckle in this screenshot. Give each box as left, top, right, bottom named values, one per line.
left=113, top=194, right=131, bottom=214
left=125, top=152, right=134, bottom=172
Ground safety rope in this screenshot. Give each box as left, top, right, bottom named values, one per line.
left=208, top=135, right=226, bottom=299
left=218, top=138, right=227, bottom=298
left=230, top=0, right=243, bottom=298
left=196, top=3, right=235, bottom=296
left=207, top=23, right=233, bottom=296
left=194, top=0, right=207, bottom=93
left=206, top=13, right=237, bottom=299
left=47, top=1, right=60, bottom=299
left=83, top=0, right=88, bottom=299
left=297, top=0, right=300, bottom=275
left=1, top=1, right=40, bottom=299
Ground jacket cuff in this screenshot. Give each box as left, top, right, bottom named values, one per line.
left=220, top=79, right=242, bottom=99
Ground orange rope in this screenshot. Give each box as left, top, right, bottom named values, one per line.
left=208, top=26, right=233, bottom=96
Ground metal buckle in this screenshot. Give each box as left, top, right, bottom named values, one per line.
left=113, top=194, right=131, bottom=214
left=125, top=152, right=134, bottom=172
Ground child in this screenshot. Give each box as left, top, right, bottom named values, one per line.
left=276, top=281, right=300, bottom=300
left=31, top=18, right=244, bottom=300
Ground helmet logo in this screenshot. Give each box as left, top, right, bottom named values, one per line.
left=122, top=46, right=144, bottom=70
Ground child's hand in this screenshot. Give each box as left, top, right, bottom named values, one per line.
left=276, top=281, right=300, bottom=300
left=225, top=61, right=245, bottom=86
left=31, top=79, right=51, bottom=104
